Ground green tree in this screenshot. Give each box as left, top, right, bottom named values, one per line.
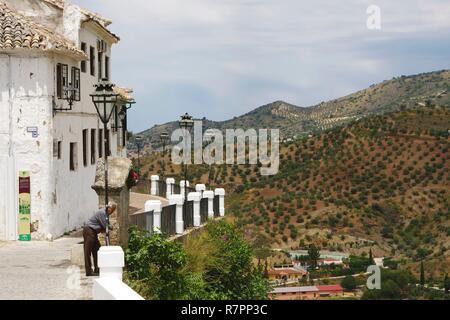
left=308, top=244, right=321, bottom=269
left=125, top=226, right=189, bottom=300
left=204, top=220, right=270, bottom=299
left=420, top=261, right=425, bottom=287
left=341, top=275, right=357, bottom=291
left=444, top=273, right=450, bottom=293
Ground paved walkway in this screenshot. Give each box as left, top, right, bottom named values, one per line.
left=129, top=192, right=169, bottom=214
left=0, top=235, right=92, bottom=300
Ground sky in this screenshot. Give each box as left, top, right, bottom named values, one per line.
left=71, top=0, right=450, bottom=133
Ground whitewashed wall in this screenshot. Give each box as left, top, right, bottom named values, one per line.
left=0, top=4, right=124, bottom=240
left=0, top=54, right=54, bottom=239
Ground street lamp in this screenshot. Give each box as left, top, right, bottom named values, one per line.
left=204, top=130, right=215, bottom=187
left=160, top=132, right=169, bottom=181
left=118, top=106, right=127, bottom=147
left=178, top=113, right=194, bottom=219
left=90, top=78, right=119, bottom=246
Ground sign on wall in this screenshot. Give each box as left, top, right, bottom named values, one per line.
left=18, top=171, right=31, bottom=241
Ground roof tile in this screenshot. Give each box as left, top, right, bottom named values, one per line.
left=0, top=1, right=85, bottom=57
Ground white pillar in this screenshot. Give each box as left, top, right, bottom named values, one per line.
left=215, top=188, right=226, bottom=217
left=145, top=200, right=162, bottom=234
left=188, top=192, right=201, bottom=227
left=150, top=175, right=159, bottom=196
left=98, top=246, right=125, bottom=280
left=196, top=184, right=206, bottom=198
left=168, top=194, right=184, bottom=234
left=203, top=190, right=215, bottom=219
left=180, top=180, right=190, bottom=199
left=166, top=178, right=175, bottom=197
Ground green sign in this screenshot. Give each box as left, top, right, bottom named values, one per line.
left=18, top=171, right=31, bottom=241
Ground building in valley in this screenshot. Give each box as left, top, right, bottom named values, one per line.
left=267, top=267, right=308, bottom=283
left=0, top=0, right=134, bottom=240
left=269, top=285, right=344, bottom=300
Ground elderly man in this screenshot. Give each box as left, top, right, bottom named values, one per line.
left=83, top=201, right=116, bottom=276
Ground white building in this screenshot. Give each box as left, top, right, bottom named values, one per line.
left=0, top=0, right=134, bottom=240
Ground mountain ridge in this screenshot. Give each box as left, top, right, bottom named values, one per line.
left=137, top=69, right=450, bottom=148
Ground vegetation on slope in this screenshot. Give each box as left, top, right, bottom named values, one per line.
left=125, top=220, right=270, bottom=300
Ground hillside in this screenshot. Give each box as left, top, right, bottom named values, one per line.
left=233, top=106, right=450, bottom=278
left=138, top=70, right=450, bottom=149
left=136, top=105, right=450, bottom=280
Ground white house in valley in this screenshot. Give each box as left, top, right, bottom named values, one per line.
left=0, top=0, right=134, bottom=240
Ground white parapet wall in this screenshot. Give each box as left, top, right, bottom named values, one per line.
left=93, top=246, right=144, bottom=300
left=203, top=190, right=215, bottom=219
left=93, top=277, right=145, bottom=300
left=168, top=194, right=184, bottom=234
left=150, top=175, right=159, bottom=196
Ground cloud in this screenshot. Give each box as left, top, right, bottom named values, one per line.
left=71, top=0, right=450, bottom=132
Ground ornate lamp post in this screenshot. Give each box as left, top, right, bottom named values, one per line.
left=160, top=132, right=169, bottom=181
left=90, top=78, right=119, bottom=246
left=118, top=100, right=135, bottom=147
left=178, top=113, right=194, bottom=217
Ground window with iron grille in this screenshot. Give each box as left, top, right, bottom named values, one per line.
left=81, top=42, right=87, bottom=73
left=70, top=142, right=78, bottom=171
left=90, top=46, right=95, bottom=76
left=105, top=56, right=110, bottom=80
left=98, top=51, right=103, bottom=80
left=91, top=129, right=96, bottom=165
left=56, top=63, right=68, bottom=99
left=82, top=129, right=88, bottom=167
left=71, top=67, right=81, bottom=101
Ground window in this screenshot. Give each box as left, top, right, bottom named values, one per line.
left=82, top=129, right=88, bottom=167
left=56, top=63, right=68, bottom=99
left=105, top=56, right=110, bottom=80
left=53, top=140, right=62, bottom=159
left=90, top=46, right=95, bottom=76
left=71, top=67, right=81, bottom=101
left=56, top=64, right=62, bottom=98
left=98, top=129, right=103, bottom=158
left=70, top=142, right=78, bottom=171
left=98, top=51, right=103, bottom=80
left=81, top=42, right=87, bottom=73
left=91, top=129, right=96, bottom=165
left=58, top=141, right=62, bottom=159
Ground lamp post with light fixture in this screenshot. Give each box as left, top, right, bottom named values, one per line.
left=90, top=78, right=119, bottom=246
left=178, top=113, right=194, bottom=217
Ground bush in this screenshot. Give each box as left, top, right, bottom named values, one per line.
left=341, top=276, right=357, bottom=291
left=125, top=222, right=270, bottom=300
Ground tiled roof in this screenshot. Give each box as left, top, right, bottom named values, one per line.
left=267, top=268, right=307, bottom=275
left=270, top=285, right=344, bottom=294
left=315, top=285, right=344, bottom=292
left=271, top=286, right=318, bottom=294
left=42, top=0, right=64, bottom=8
left=0, top=1, right=85, bottom=57
left=114, top=86, right=134, bottom=103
